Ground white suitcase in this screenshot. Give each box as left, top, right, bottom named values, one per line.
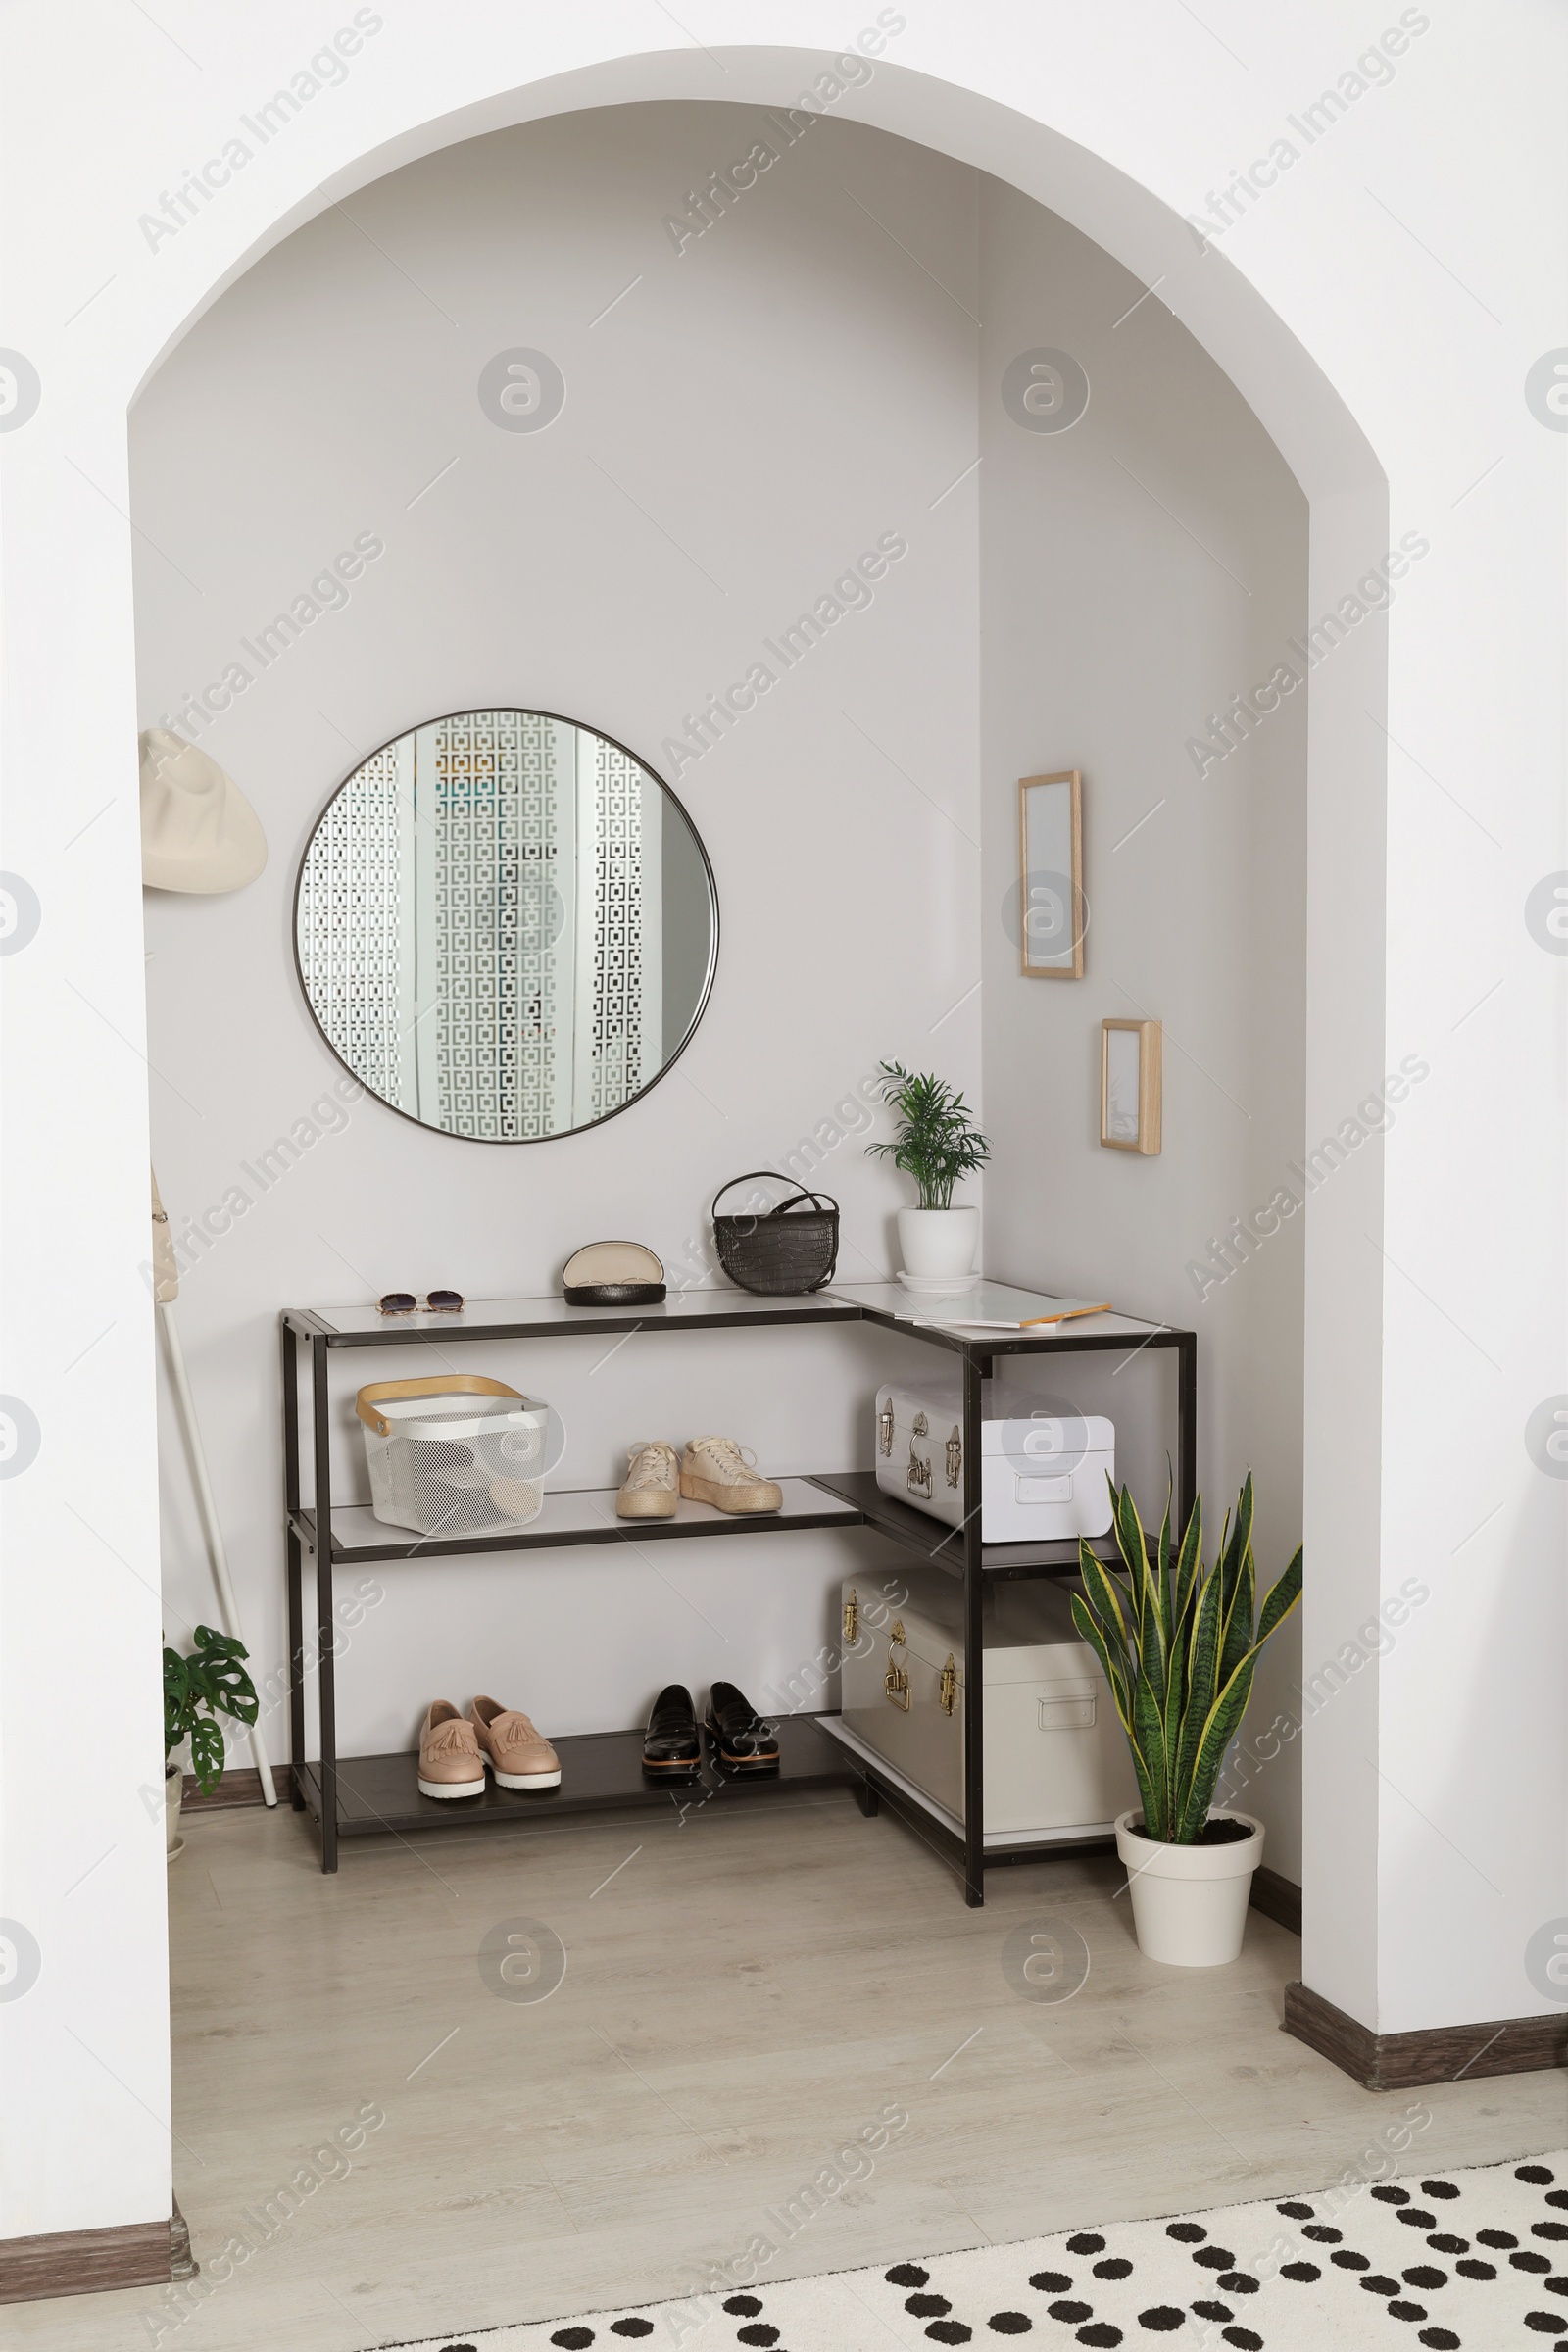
left=840, top=1567, right=1137, bottom=1834
left=873, top=1382, right=1115, bottom=1543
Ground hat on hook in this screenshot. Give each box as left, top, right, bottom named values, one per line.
left=139, top=727, right=268, bottom=893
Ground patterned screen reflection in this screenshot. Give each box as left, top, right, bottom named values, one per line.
left=295, top=710, right=716, bottom=1141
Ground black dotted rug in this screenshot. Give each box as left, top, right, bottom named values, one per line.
left=377, top=2150, right=1568, bottom=2350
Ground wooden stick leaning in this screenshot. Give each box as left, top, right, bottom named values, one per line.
left=153, top=1169, right=276, bottom=1806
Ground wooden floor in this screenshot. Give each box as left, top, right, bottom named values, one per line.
left=13, top=1787, right=1565, bottom=2349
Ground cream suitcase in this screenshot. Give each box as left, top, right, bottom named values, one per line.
left=874, top=1382, right=1115, bottom=1543
left=840, top=1567, right=1137, bottom=1834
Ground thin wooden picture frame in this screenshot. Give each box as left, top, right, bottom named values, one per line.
left=1018, top=769, right=1085, bottom=979
left=1101, top=1018, right=1162, bottom=1153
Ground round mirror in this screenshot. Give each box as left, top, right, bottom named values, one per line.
left=294, top=709, right=717, bottom=1142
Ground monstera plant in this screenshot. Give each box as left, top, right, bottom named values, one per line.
left=165, top=1625, right=258, bottom=1796
left=1071, top=1474, right=1302, bottom=1964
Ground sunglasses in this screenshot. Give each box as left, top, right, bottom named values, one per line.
left=377, top=1290, right=466, bottom=1315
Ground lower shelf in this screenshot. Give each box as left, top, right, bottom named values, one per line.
left=293, top=1714, right=862, bottom=1838
left=819, top=1713, right=1119, bottom=1854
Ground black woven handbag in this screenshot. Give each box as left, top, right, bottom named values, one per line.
left=711, top=1171, right=840, bottom=1296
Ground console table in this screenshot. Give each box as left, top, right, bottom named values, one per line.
left=280, top=1284, right=1195, bottom=1902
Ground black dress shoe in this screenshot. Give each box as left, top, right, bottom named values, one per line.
left=705, top=1681, right=780, bottom=1772
left=642, top=1683, right=701, bottom=1775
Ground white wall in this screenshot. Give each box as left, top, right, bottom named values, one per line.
left=4, top=0, right=1563, bottom=2256
left=976, top=180, right=1309, bottom=1876
left=130, top=106, right=985, bottom=1760
left=132, top=113, right=1308, bottom=1801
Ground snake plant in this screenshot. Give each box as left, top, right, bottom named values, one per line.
left=1071, top=1473, right=1301, bottom=1843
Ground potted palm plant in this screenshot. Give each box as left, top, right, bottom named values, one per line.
left=866, top=1061, right=991, bottom=1286
left=1071, top=1473, right=1301, bottom=1965
left=164, top=1625, right=259, bottom=1860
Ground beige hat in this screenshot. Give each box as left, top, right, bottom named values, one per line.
left=139, top=727, right=267, bottom=893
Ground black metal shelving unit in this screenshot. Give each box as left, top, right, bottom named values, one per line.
left=281, top=1284, right=1195, bottom=1899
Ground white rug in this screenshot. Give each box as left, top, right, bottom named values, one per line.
left=377, top=2149, right=1568, bottom=2350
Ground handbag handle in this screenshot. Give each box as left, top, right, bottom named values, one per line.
left=710, top=1170, right=839, bottom=1220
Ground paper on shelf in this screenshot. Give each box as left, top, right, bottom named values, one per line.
left=892, top=1282, right=1114, bottom=1329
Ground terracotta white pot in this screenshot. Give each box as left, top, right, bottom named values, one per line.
left=1115, top=1808, right=1263, bottom=1966
left=165, top=1762, right=184, bottom=1860
left=897, top=1206, right=979, bottom=1282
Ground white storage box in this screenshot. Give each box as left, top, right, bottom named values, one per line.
left=874, top=1381, right=1114, bottom=1543
left=840, top=1568, right=1137, bottom=1835
left=356, top=1376, right=548, bottom=1538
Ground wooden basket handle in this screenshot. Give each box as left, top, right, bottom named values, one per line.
left=356, top=1375, right=524, bottom=1437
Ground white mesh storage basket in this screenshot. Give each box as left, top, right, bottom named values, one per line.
left=356, top=1377, right=548, bottom=1538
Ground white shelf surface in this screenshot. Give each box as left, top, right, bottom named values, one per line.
left=302, top=1476, right=863, bottom=1560
left=827, top=1281, right=1165, bottom=1342
left=301, top=1289, right=858, bottom=1337
left=296, top=1281, right=1174, bottom=1347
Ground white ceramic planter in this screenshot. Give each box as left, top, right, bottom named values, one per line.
left=1114, top=1807, right=1263, bottom=1965
left=165, top=1762, right=184, bottom=1861
left=897, top=1205, right=979, bottom=1282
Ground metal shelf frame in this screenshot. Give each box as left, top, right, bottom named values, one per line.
left=280, top=1289, right=1195, bottom=1893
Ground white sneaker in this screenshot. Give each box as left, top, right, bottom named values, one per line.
left=616, top=1441, right=681, bottom=1519
left=680, top=1436, right=783, bottom=1516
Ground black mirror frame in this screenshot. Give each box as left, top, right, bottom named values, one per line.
left=291, top=704, right=720, bottom=1146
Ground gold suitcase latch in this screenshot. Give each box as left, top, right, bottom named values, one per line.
left=877, top=1403, right=895, bottom=1457
left=906, top=1442, right=932, bottom=1499
left=945, top=1429, right=962, bottom=1489
left=884, top=1621, right=910, bottom=1712
left=842, top=1590, right=858, bottom=1645
left=939, top=1653, right=958, bottom=1716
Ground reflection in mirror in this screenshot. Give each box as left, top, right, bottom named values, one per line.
left=295, top=710, right=716, bottom=1141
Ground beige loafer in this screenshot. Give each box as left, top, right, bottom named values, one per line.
left=467, top=1696, right=562, bottom=1789
left=416, top=1700, right=485, bottom=1799
left=679, top=1436, right=783, bottom=1515
left=617, top=1440, right=681, bottom=1519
